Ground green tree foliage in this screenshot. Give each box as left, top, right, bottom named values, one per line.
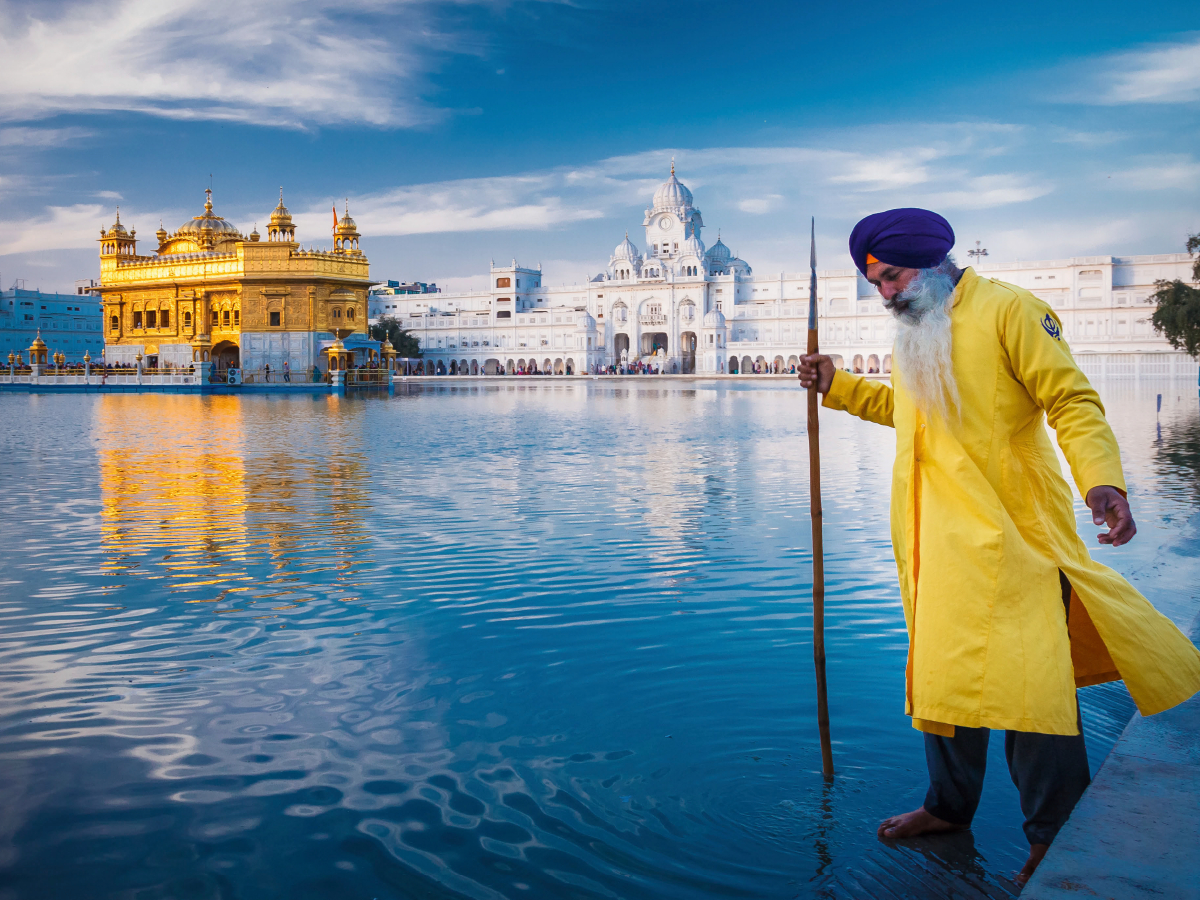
left=369, top=317, right=422, bottom=358
left=1149, top=232, right=1200, bottom=358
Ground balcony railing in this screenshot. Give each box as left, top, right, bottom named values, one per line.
left=639, top=314, right=666, bottom=326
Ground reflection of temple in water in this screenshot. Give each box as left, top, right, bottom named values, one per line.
left=95, top=395, right=372, bottom=607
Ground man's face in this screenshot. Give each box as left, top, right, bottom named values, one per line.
left=866, top=261, right=920, bottom=313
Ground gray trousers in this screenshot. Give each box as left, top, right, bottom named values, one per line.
left=922, top=572, right=1091, bottom=846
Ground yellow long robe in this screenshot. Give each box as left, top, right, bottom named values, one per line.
left=822, top=268, right=1200, bottom=736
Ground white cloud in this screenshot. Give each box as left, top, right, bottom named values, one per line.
left=1110, top=156, right=1200, bottom=191
left=1072, top=33, right=1200, bottom=105
left=737, top=194, right=783, bottom=214
left=294, top=175, right=605, bottom=239
left=921, top=173, right=1054, bottom=210
left=0, top=126, right=93, bottom=147
left=0, top=0, right=489, bottom=127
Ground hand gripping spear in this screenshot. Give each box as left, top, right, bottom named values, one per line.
left=807, top=218, right=834, bottom=779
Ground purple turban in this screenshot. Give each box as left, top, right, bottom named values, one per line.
left=848, top=208, right=955, bottom=277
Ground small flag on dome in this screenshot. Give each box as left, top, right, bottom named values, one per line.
left=332, top=205, right=338, bottom=233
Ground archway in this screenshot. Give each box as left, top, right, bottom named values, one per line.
left=787, top=354, right=799, bottom=373
left=470, top=360, right=479, bottom=375
left=883, top=354, right=892, bottom=373
left=554, top=358, right=564, bottom=375
left=460, top=359, right=469, bottom=375
left=484, top=358, right=500, bottom=374
left=755, top=355, right=767, bottom=374
left=640, top=332, right=668, bottom=356
left=830, top=354, right=845, bottom=369
left=566, top=358, right=574, bottom=375
left=543, top=358, right=552, bottom=374
left=680, top=331, right=697, bottom=374
left=773, top=355, right=785, bottom=373
left=741, top=355, right=753, bottom=375
left=436, top=361, right=446, bottom=375
left=867, top=354, right=880, bottom=374
left=449, top=360, right=458, bottom=375
left=852, top=354, right=864, bottom=373
left=728, top=356, right=739, bottom=374
left=506, top=359, right=516, bottom=374
left=614, top=333, right=630, bottom=364
left=212, top=340, right=240, bottom=370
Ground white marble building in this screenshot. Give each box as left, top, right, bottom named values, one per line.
left=381, top=166, right=1198, bottom=378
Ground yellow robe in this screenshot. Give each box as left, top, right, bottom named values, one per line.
left=823, top=268, right=1200, bottom=736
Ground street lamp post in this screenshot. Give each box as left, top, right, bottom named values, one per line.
left=967, top=240, right=989, bottom=269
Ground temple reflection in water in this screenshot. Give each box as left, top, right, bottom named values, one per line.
left=95, top=394, right=372, bottom=612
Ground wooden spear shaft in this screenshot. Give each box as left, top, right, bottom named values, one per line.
left=807, top=217, right=834, bottom=779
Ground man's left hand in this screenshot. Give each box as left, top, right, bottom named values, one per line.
left=1085, top=486, right=1137, bottom=547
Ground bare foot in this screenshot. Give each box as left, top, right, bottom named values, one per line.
left=1016, top=843, right=1049, bottom=886
left=877, top=806, right=966, bottom=840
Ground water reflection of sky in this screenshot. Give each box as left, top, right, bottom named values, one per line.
left=0, top=380, right=1196, bottom=899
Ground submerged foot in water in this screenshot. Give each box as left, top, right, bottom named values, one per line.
left=877, top=806, right=966, bottom=839
left=1016, top=843, right=1049, bottom=886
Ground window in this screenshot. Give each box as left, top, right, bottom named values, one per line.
left=161, top=310, right=169, bottom=328
left=496, top=277, right=511, bottom=288
left=346, top=307, right=355, bottom=321
left=222, top=310, right=230, bottom=326
left=270, top=311, right=281, bottom=327
left=497, top=310, right=511, bottom=318
left=110, top=315, right=119, bottom=331
left=333, top=308, right=342, bottom=319
left=232, top=309, right=239, bottom=325
left=184, top=312, right=192, bottom=327
left=212, top=310, right=219, bottom=326
left=133, top=311, right=142, bottom=328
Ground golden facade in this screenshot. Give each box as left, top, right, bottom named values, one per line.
left=98, top=189, right=371, bottom=371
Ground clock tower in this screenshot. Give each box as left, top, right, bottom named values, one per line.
left=642, top=159, right=704, bottom=260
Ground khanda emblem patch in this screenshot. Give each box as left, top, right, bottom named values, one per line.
left=1041, top=314, right=1062, bottom=341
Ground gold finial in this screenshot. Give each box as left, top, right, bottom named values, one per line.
left=670, top=157, right=675, bottom=176
left=115, top=207, right=120, bottom=224
left=204, top=187, right=213, bottom=214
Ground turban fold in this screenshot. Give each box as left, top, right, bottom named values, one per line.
left=849, top=208, right=955, bottom=277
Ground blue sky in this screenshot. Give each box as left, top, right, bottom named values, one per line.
left=0, top=0, right=1197, bottom=293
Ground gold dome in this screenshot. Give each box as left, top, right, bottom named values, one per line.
left=175, top=188, right=244, bottom=239
left=336, top=204, right=358, bottom=235
left=105, top=208, right=128, bottom=236
left=270, top=188, right=293, bottom=224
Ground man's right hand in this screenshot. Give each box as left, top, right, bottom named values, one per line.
left=799, top=354, right=835, bottom=394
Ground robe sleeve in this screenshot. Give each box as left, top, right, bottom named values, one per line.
left=1000, top=292, right=1127, bottom=498
left=821, top=369, right=895, bottom=428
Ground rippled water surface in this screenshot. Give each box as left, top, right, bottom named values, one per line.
left=1, top=379, right=1198, bottom=900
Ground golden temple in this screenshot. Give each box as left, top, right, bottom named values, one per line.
left=98, top=189, right=371, bottom=372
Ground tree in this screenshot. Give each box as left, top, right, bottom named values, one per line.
left=369, top=316, right=422, bottom=358
left=1149, top=232, right=1200, bottom=358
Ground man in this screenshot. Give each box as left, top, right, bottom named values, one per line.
left=799, top=208, right=1200, bottom=885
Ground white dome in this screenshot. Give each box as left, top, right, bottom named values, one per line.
left=652, top=164, right=694, bottom=211
left=703, top=308, right=726, bottom=327
left=705, top=236, right=732, bottom=262
left=575, top=311, right=596, bottom=331
left=681, top=233, right=705, bottom=257
left=613, top=233, right=640, bottom=260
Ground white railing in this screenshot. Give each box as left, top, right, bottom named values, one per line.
left=0, top=371, right=199, bottom=386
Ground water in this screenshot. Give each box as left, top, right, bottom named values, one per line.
left=1, top=380, right=1197, bottom=900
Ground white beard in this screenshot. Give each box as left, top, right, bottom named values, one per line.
left=891, top=263, right=960, bottom=421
